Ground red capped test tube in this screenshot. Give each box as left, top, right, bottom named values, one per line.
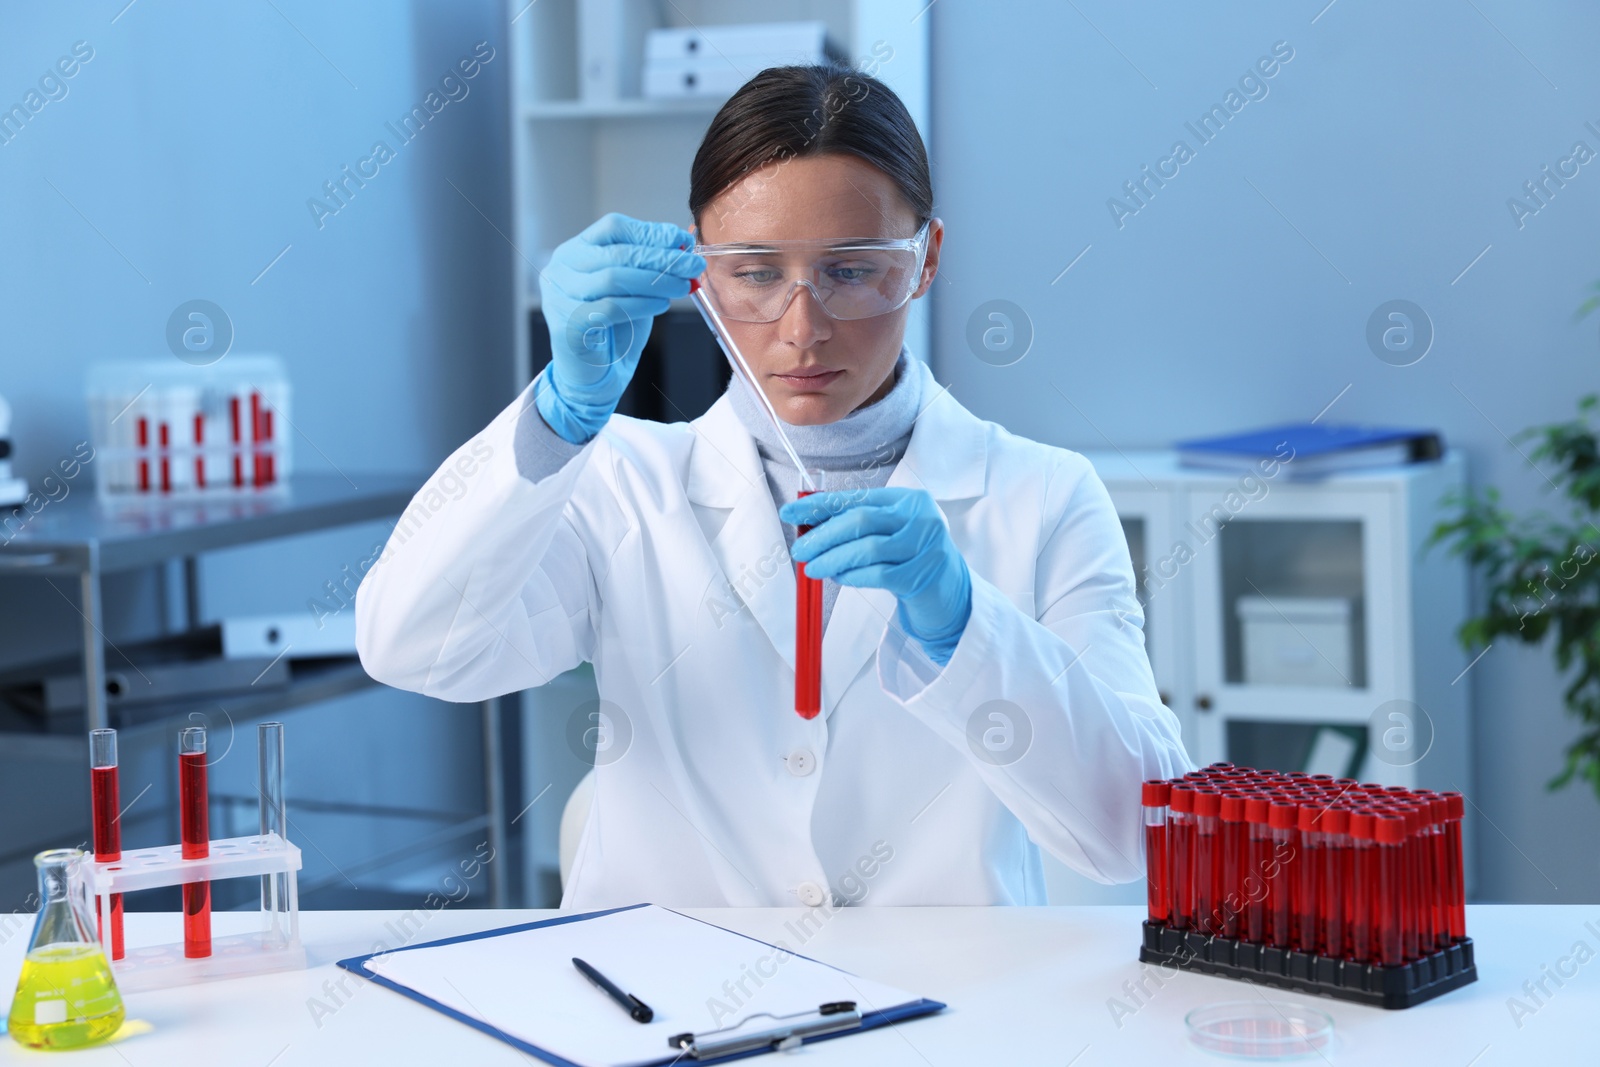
left=1319, top=805, right=1349, bottom=958
left=1219, top=794, right=1247, bottom=938
left=1142, top=781, right=1171, bottom=924
left=1193, top=790, right=1222, bottom=933
left=1373, top=814, right=1406, bottom=966
left=1266, top=801, right=1297, bottom=949
left=1244, top=795, right=1271, bottom=943
left=1168, top=784, right=1196, bottom=930
left=1347, top=810, right=1374, bottom=962
left=1294, top=802, right=1323, bottom=953
left=1439, top=792, right=1466, bottom=941
left=89, top=728, right=123, bottom=960
left=180, top=725, right=212, bottom=958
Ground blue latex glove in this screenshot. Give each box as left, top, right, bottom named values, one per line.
left=535, top=213, right=705, bottom=443
left=781, top=487, right=973, bottom=666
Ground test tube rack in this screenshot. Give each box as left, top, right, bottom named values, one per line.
left=88, top=834, right=305, bottom=994
left=1138, top=922, right=1477, bottom=1010
left=1137, top=763, right=1478, bottom=1010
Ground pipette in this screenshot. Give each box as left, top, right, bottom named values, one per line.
left=686, top=271, right=824, bottom=718
left=686, top=276, right=815, bottom=492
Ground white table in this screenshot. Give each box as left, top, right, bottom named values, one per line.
left=0, top=905, right=1588, bottom=1063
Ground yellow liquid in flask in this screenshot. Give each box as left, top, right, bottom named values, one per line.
left=7, top=943, right=125, bottom=1049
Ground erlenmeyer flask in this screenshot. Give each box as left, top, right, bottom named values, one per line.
left=7, top=848, right=125, bottom=1049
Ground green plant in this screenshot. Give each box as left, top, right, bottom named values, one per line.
left=1428, top=290, right=1600, bottom=799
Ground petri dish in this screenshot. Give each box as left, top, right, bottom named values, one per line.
left=1185, top=1001, right=1334, bottom=1060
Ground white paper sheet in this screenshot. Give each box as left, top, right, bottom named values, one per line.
left=360, top=905, right=926, bottom=1067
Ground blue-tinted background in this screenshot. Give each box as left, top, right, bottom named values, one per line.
left=1, top=0, right=1597, bottom=909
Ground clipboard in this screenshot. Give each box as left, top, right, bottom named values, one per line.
left=336, top=903, right=945, bottom=1067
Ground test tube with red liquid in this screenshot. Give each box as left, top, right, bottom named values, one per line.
left=1320, top=805, right=1348, bottom=958
left=180, top=725, right=212, bottom=958
left=1266, top=801, right=1296, bottom=949
left=1168, top=785, right=1195, bottom=930
left=1243, top=796, right=1270, bottom=942
left=1218, top=794, right=1246, bottom=938
left=1142, top=781, right=1170, bottom=925
left=89, top=728, right=123, bottom=960
left=1193, top=790, right=1221, bottom=934
left=1294, top=803, right=1322, bottom=953
left=793, top=470, right=825, bottom=719
left=1373, top=814, right=1406, bottom=966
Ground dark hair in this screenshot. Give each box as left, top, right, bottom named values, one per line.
left=689, top=63, right=932, bottom=230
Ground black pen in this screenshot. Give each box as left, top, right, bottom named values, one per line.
left=572, top=957, right=654, bottom=1023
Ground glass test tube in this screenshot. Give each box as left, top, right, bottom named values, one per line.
left=1413, top=804, right=1433, bottom=956
left=1168, top=785, right=1195, bottom=931
left=88, top=729, right=123, bottom=960
left=1244, top=796, right=1271, bottom=943
left=1219, top=794, right=1247, bottom=938
left=1440, top=792, right=1466, bottom=941
left=1320, top=806, right=1348, bottom=958
left=1417, top=793, right=1450, bottom=948
left=1294, top=803, right=1322, bottom=954
left=1141, top=781, right=1170, bottom=925
left=1374, top=815, right=1406, bottom=966
left=793, top=469, right=825, bottom=720
left=179, top=726, right=211, bottom=958
left=1347, top=810, right=1374, bottom=962
left=258, top=722, right=290, bottom=946
left=1266, top=801, right=1297, bottom=949
left=1193, top=790, right=1221, bottom=934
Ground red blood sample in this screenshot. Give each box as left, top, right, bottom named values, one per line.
left=1169, top=785, right=1196, bottom=930
left=793, top=488, right=823, bottom=719
left=180, top=729, right=211, bottom=958
left=1142, top=781, right=1170, bottom=925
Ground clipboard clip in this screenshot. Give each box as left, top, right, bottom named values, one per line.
left=668, top=1001, right=861, bottom=1059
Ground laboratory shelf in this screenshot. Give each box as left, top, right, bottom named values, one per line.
left=0, top=470, right=513, bottom=907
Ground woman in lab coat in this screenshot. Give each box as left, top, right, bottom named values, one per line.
left=356, top=64, right=1191, bottom=909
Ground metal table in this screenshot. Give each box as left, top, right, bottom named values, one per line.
left=0, top=472, right=509, bottom=907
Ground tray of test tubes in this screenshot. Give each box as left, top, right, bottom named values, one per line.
left=1137, top=764, right=1476, bottom=1010
left=87, top=355, right=291, bottom=499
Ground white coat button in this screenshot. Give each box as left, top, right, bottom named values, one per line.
left=786, top=748, right=815, bottom=776
left=796, top=881, right=826, bottom=907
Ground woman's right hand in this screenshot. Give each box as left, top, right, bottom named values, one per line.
left=535, top=213, right=705, bottom=444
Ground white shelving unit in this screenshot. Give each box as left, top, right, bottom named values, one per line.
left=505, top=0, right=930, bottom=904
left=1043, top=449, right=1474, bottom=905
left=506, top=0, right=932, bottom=393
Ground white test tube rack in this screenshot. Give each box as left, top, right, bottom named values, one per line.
left=88, top=834, right=306, bottom=993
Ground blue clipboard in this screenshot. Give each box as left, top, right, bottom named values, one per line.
left=336, top=903, right=946, bottom=1066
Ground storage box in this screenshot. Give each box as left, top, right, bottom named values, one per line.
left=1236, top=595, right=1353, bottom=687
left=642, top=21, right=840, bottom=100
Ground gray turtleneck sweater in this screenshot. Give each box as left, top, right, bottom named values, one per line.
left=515, top=348, right=922, bottom=631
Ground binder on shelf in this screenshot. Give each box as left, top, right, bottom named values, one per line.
left=1176, top=423, right=1444, bottom=476
left=642, top=21, right=842, bottom=100
left=337, top=903, right=944, bottom=1066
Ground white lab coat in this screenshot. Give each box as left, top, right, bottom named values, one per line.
left=356, top=357, right=1192, bottom=908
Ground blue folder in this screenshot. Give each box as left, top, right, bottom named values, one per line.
left=337, top=903, right=946, bottom=1066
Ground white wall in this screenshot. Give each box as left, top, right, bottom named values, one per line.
left=928, top=0, right=1600, bottom=902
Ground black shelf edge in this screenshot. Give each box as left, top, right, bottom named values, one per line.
left=1138, top=921, right=1477, bottom=1010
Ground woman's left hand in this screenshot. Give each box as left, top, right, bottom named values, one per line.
left=781, top=487, right=972, bottom=665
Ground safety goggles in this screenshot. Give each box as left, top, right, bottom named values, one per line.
left=693, top=220, right=931, bottom=323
